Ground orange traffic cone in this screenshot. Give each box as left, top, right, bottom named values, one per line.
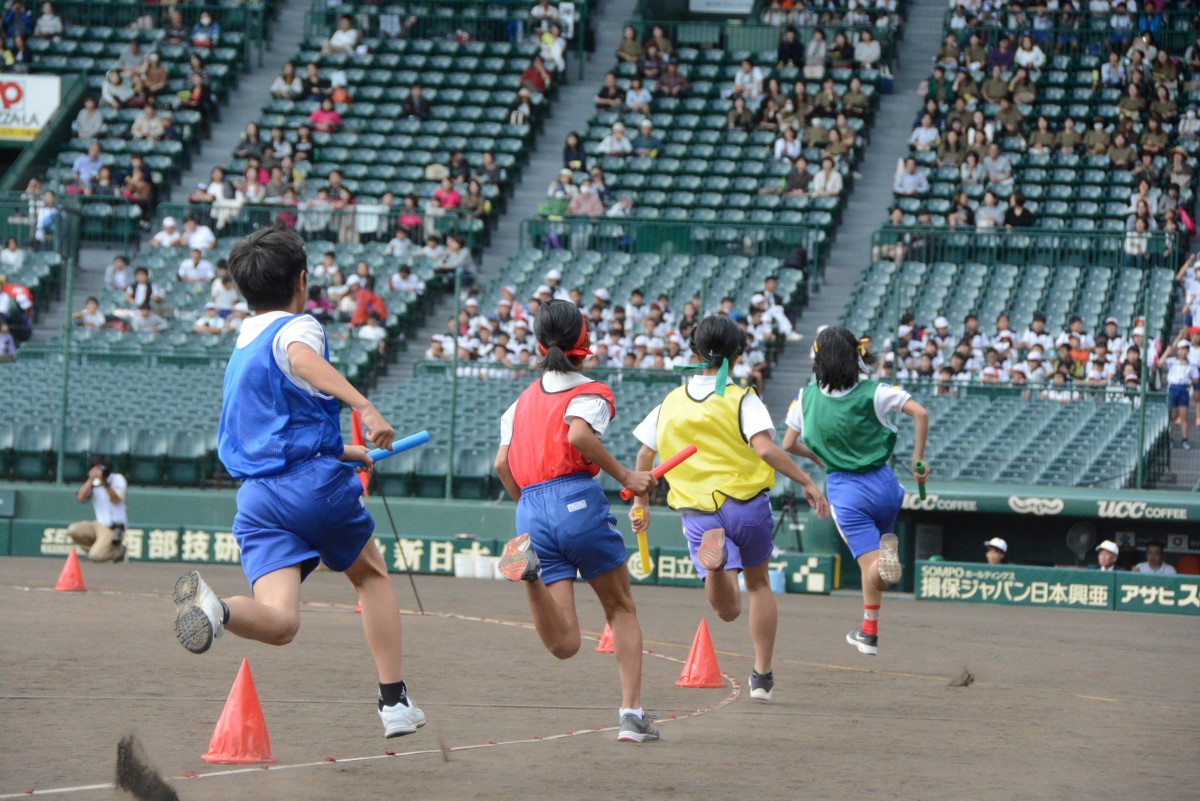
left=594, top=623, right=614, bottom=653
left=675, top=619, right=724, bottom=688
left=54, top=549, right=86, bottom=592
left=355, top=599, right=362, bottom=614
left=202, top=659, right=275, bottom=764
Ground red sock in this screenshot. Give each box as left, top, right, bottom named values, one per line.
left=862, top=604, right=880, bottom=636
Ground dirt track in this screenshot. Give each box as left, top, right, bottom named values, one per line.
left=0, top=557, right=1195, bottom=800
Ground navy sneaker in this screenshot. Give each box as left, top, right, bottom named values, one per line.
left=846, top=627, right=878, bottom=656
left=749, top=669, right=774, bottom=701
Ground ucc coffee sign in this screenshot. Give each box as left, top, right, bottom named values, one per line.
left=0, top=74, right=62, bottom=142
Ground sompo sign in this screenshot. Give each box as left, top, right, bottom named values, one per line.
left=0, top=74, right=62, bottom=142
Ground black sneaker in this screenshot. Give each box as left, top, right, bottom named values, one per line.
left=845, top=627, right=878, bottom=656
left=749, top=669, right=774, bottom=701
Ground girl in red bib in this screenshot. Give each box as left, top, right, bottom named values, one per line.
left=496, top=300, right=660, bottom=743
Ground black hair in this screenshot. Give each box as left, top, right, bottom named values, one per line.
left=227, top=224, right=307, bottom=311
left=813, top=325, right=877, bottom=392
left=1146, top=539, right=1165, bottom=552
left=690, top=315, right=746, bottom=367
left=86, top=296, right=98, bottom=305
left=90, top=454, right=112, bottom=475
left=535, top=298, right=587, bottom=373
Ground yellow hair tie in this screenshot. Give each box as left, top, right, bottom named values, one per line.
left=857, top=337, right=870, bottom=356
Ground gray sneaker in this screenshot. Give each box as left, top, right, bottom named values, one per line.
left=616, top=712, right=660, bottom=743
left=173, top=571, right=224, bottom=654
left=877, top=533, right=903, bottom=585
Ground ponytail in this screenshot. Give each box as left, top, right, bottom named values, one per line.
left=534, top=298, right=591, bottom=373
left=813, top=326, right=877, bottom=392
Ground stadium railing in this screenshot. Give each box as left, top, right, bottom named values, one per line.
left=628, top=18, right=899, bottom=70
left=32, top=0, right=268, bottom=69
left=302, top=0, right=593, bottom=79
left=944, top=8, right=1198, bottom=57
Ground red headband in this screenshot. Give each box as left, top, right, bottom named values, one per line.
left=537, top=315, right=593, bottom=359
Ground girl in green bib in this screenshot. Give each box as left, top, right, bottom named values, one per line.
left=782, top=327, right=929, bottom=655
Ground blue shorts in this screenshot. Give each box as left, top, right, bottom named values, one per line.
left=233, top=456, right=374, bottom=587
left=826, top=465, right=905, bottom=559
left=515, top=472, right=626, bottom=585
left=680, top=492, right=775, bottom=578
left=1169, top=384, right=1191, bottom=407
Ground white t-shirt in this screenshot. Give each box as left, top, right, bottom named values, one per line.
left=91, top=472, right=128, bottom=526
left=152, top=229, right=180, bottom=248
left=358, top=324, right=386, bottom=342
left=632, top=375, right=774, bottom=451
left=178, top=258, right=215, bottom=282
left=499, top=371, right=613, bottom=445
left=186, top=225, right=217, bottom=251
left=1166, top=356, right=1199, bottom=386
left=236, top=311, right=328, bottom=396
left=1134, top=561, right=1176, bottom=575
left=785, top=381, right=911, bottom=435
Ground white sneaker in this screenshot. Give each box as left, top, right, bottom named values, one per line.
left=877, top=533, right=903, bottom=585
left=787, top=331, right=803, bottom=342
left=379, top=695, right=427, bottom=739
left=173, top=571, right=224, bottom=654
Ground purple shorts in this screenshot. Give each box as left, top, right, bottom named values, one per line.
left=680, top=493, right=775, bottom=578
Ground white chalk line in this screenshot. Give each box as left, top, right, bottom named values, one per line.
left=1, top=598, right=740, bottom=799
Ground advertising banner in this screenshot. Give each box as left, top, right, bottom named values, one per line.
left=0, top=74, right=62, bottom=141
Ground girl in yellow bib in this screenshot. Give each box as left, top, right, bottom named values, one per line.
left=631, top=316, right=828, bottom=701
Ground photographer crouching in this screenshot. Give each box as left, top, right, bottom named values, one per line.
left=68, top=456, right=128, bottom=563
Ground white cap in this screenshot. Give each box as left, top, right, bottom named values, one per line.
left=501, top=285, right=516, bottom=296
left=934, top=316, right=950, bottom=329
left=593, top=288, right=611, bottom=301
left=559, top=168, right=572, bottom=176
left=346, top=275, right=362, bottom=286
left=1178, top=340, right=1191, bottom=349
left=1096, top=540, right=1119, bottom=556
left=514, top=319, right=528, bottom=329
left=162, top=216, right=177, bottom=227
left=983, top=537, right=1008, bottom=553
left=497, top=298, right=512, bottom=307
left=634, top=334, right=649, bottom=347
left=1027, top=351, right=1042, bottom=361
left=535, top=284, right=551, bottom=296
left=545, top=269, right=562, bottom=281
left=1132, top=326, right=1145, bottom=336
left=204, top=302, right=217, bottom=310
left=465, top=297, right=478, bottom=307
left=639, top=118, right=653, bottom=129
left=750, top=293, right=766, bottom=305
left=1104, top=316, right=1119, bottom=326
left=648, top=337, right=664, bottom=351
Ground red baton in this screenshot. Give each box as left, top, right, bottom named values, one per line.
left=621, top=444, right=699, bottom=500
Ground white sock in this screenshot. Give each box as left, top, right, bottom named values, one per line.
left=619, top=707, right=644, bottom=719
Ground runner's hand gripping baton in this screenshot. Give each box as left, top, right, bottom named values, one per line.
left=623, top=444, right=699, bottom=575
left=620, top=444, right=698, bottom=501
left=352, top=430, right=431, bottom=465
left=915, top=460, right=927, bottom=501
